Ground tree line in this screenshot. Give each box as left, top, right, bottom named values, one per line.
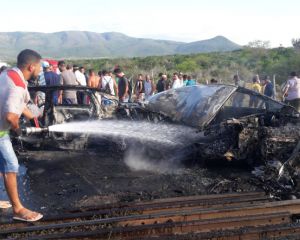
left=70, top=45, right=300, bottom=85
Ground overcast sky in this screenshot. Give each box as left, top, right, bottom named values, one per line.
left=0, top=0, right=298, bottom=47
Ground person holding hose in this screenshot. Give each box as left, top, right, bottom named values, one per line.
left=0, top=49, right=43, bottom=222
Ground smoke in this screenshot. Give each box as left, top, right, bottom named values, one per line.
left=124, top=147, right=182, bottom=174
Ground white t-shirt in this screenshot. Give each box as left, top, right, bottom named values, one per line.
left=286, top=77, right=300, bottom=100
left=75, top=70, right=87, bottom=86
left=101, top=76, right=115, bottom=95
left=0, top=68, right=30, bottom=131
left=172, top=78, right=182, bottom=89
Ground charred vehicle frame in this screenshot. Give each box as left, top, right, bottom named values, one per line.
left=17, top=84, right=300, bottom=166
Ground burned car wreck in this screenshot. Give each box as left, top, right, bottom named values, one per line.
left=19, top=85, right=119, bottom=149
left=140, top=85, right=300, bottom=166
left=18, top=84, right=300, bottom=167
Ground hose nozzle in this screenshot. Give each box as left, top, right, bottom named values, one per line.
left=22, top=127, right=49, bottom=135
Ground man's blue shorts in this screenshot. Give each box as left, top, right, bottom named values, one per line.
left=0, top=134, right=19, bottom=174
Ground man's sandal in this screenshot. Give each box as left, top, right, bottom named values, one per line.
left=13, top=208, right=43, bottom=222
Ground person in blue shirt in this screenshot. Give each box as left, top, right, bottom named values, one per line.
left=186, top=75, right=196, bottom=86
left=43, top=61, right=61, bottom=104
left=261, top=76, right=274, bottom=98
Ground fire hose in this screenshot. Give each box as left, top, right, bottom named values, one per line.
left=21, top=127, right=49, bottom=135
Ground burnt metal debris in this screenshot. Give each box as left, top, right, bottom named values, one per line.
left=14, top=84, right=300, bottom=197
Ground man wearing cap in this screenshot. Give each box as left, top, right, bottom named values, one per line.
left=44, top=61, right=60, bottom=86
left=43, top=61, right=60, bottom=104
left=0, top=49, right=43, bottom=222
left=114, top=68, right=131, bottom=102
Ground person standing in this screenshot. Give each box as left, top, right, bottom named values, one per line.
left=232, top=74, right=244, bottom=107
left=101, top=70, right=118, bottom=96
left=0, top=49, right=43, bottom=222
left=261, top=76, right=274, bottom=98
left=108, top=70, right=118, bottom=95
left=144, top=74, right=155, bottom=100
left=186, top=76, right=196, bottom=86
left=165, top=75, right=172, bottom=90
left=44, top=62, right=60, bottom=86
left=87, top=69, right=100, bottom=89
left=172, top=73, right=182, bottom=89
left=283, top=72, right=300, bottom=111
left=73, top=65, right=87, bottom=104
left=252, top=75, right=261, bottom=93
left=178, top=72, right=184, bottom=86
left=134, top=74, right=144, bottom=102
left=80, top=66, right=88, bottom=83
left=58, top=61, right=78, bottom=104
left=114, top=68, right=131, bottom=102
left=44, top=61, right=60, bottom=104
left=233, top=74, right=240, bottom=86
left=156, top=74, right=168, bottom=93
left=249, top=75, right=262, bottom=107
left=87, top=69, right=101, bottom=104
left=74, top=65, right=86, bottom=86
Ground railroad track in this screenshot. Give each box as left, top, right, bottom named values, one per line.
left=1, top=191, right=300, bottom=239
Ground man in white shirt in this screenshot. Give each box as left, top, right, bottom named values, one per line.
left=74, top=65, right=87, bottom=86
left=172, top=73, right=182, bottom=89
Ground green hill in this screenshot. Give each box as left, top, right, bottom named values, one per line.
left=0, top=31, right=241, bottom=60
left=176, top=36, right=241, bottom=53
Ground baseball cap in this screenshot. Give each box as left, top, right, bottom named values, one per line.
left=42, top=61, right=50, bottom=68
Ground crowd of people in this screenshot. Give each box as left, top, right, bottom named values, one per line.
left=207, top=72, right=300, bottom=111
left=2, top=59, right=300, bottom=109
left=247, top=72, right=300, bottom=111
left=36, top=60, right=198, bottom=103
left=4, top=58, right=299, bottom=111
left=247, top=74, right=275, bottom=98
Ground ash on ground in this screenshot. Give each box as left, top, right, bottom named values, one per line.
left=2, top=140, right=300, bottom=220
left=1, top=146, right=261, bottom=217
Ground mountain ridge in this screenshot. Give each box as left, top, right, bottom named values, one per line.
left=0, top=31, right=241, bottom=60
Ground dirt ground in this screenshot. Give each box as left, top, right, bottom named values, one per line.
left=0, top=143, right=264, bottom=221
